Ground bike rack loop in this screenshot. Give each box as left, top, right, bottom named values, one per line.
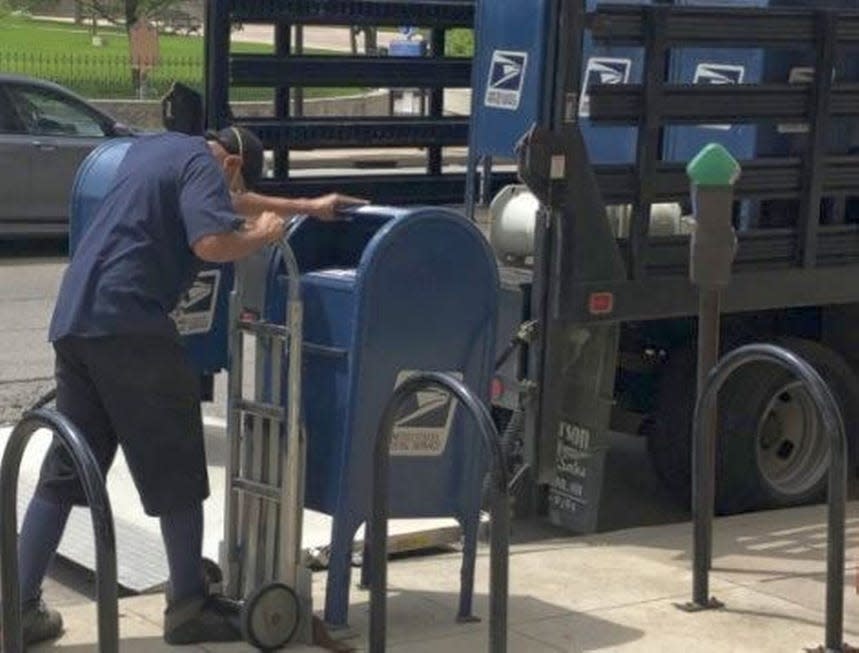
left=688, top=343, right=847, bottom=652
left=368, top=371, right=510, bottom=653
left=1, top=408, right=118, bottom=653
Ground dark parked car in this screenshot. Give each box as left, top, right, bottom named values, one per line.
left=0, top=74, right=134, bottom=237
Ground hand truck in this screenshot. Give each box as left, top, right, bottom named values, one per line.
left=219, top=236, right=312, bottom=650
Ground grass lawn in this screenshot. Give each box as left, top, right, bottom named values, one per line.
left=0, top=15, right=357, bottom=99
left=0, top=14, right=273, bottom=57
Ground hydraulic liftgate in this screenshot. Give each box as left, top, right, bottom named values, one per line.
left=517, top=2, right=859, bottom=532
left=204, top=0, right=515, bottom=204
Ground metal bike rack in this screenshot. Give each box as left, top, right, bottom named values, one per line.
left=683, top=343, right=848, bottom=652
left=1, top=408, right=118, bottom=653
left=30, top=388, right=57, bottom=411
left=368, top=371, right=510, bottom=653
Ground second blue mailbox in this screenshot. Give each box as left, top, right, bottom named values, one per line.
left=265, top=206, right=499, bottom=627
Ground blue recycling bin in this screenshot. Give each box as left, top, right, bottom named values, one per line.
left=264, top=206, right=499, bottom=627
left=69, top=138, right=233, bottom=378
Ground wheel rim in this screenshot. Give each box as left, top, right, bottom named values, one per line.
left=755, top=380, right=830, bottom=497
left=244, top=583, right=300, bottom=649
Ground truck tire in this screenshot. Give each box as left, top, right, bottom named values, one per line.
left=646, top=338, right=859, bottom=514
left=718, top=338, right=859, bottom=513
left=644, top=346, right=696, bottom=506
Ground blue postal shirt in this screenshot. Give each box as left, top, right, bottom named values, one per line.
left=49, top=133, right=241, bottom=341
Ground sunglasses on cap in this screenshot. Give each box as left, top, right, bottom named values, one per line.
left=206, top=127, right=244, bottom=159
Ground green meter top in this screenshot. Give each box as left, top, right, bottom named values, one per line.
left=686, top=143, right=741, bottom=187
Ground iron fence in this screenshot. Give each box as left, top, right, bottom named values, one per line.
left=0, top=50, right=371, bottom=105
left=0, top=50, right=203, bottom=99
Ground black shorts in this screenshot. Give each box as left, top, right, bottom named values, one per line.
left=36, top=335, right=209, bottom=516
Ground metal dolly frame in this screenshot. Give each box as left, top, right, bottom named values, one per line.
left=221, top=236, right=311, bottom=650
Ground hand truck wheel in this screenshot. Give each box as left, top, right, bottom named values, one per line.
left=241, top=582, right=300, bottom=651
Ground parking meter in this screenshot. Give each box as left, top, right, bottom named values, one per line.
left=687, top=143, right=741, bottom=588
left=688, top=143, right=741, bottom=289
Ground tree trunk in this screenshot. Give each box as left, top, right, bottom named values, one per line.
left=125, top=0, right=139, bottom=29
left=126, top=2, right=140, bottom=98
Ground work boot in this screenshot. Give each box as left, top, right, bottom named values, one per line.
left=0, top=596, right=65, bottom=646
left=23, top=597, right=64, bottom=646
left=165, top=558, right=224, bottom=605
left=163, top=594, right=242, bottom=645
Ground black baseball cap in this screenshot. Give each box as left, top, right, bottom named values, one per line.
left=205, top=126, right=264, bottom=188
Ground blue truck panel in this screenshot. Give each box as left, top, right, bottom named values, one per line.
left=470, top=0, right=552, bottom=159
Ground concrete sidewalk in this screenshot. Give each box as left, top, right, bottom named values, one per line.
left=34, top=501, right=859, bottom=652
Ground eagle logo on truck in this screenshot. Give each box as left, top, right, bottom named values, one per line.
left=484, top=50, right=529, bottom=111
left=579, top=57, right=632, bottom=118
left=693, top=63, right=745, bottom=86
left=693, top=64, right=745, bottom=131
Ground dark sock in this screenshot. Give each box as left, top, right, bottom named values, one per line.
left=160, top=503, right=205, bottom=603
left=18, top=497, right=72, bottom=603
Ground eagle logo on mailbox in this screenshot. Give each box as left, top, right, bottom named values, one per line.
left=170, top=269, right=221, bottom=336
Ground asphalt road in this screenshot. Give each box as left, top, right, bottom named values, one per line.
left=0, top=238, right=235, bottom=426
left=0, top=239, right=65, bottom=424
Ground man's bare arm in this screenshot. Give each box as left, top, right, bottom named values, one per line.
left=233, top=192, right=369, bottom=221
left=193, top=211, right=285, bottom=263
left=232, top=192, right=314, bottom=220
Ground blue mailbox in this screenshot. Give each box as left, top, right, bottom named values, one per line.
left=69, top=138, right=233, bottom=378
left=264, top=206, right=499, bottom=627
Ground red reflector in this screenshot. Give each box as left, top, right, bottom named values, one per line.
left=588, top=292, right=614, bottom=315
left=491, top=378, right=505, bottom=400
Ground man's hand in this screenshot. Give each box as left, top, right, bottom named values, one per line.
left=306, top=194, right=369, bottom=221
left=231, top=191, right=369, bottom=222
left=252, top=210, right=288, bottom=244
left=193, top=211, right=286, bottom=263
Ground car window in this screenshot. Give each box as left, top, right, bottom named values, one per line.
left=0, top=87, right=25, bottom=134
left=7, top=85, right=108, bottom=138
